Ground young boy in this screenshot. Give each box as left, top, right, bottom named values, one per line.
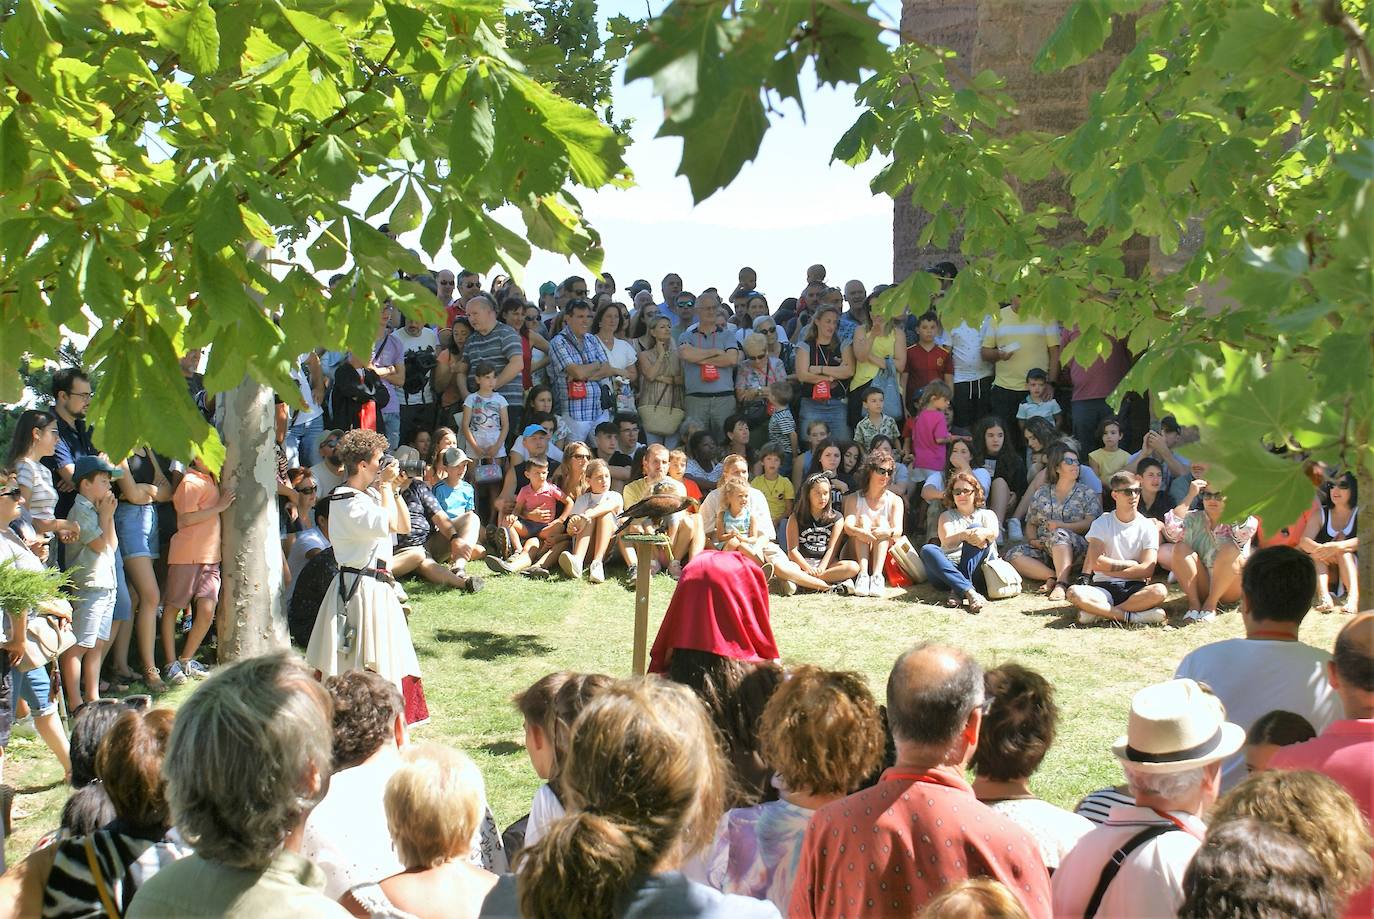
left=667, top=449, right=703, bottom=503
left=751, top=445, right=795, bottom=529
left=1015, top=367, right=1062, bottom=436
left=592, top=420, right=634, bottom=491
left=503, top=457, right=564, bottom=562
left=1089, top=417, right=1130, bottom=481
left=163, top=455, right=234, bottom=685
left=766, top=381, right=798, bottom=473
left=59, top=456, right=122, bottom=710
left=904, top=311, right=952, bottom=405
left=853, top=387, right=901, bottom=451
left=462, top=361, right=509, bottom=474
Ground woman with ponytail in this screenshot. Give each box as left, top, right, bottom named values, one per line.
left=482, top=679, right=780, bottom=918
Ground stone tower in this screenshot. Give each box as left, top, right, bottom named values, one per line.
left=894, top=1, right=1141, bottom=279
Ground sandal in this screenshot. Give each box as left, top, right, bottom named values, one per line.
left=965, top=590, right=987, bottom=615
left=1315, top=593, right=1334, bottom=613
left=1037, top=579, right=1055, bottom=595
left=1047, top=581, right=1068, bottom=602
left=944, top=593, right=962, bottom=609
left=142, top=668, right=168, bottom=693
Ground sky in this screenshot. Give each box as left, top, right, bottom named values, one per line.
left=380, top=1, right=898, bottom=304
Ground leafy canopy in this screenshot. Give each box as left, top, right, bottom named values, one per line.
left=626, top=0, right=1374, bottom=528
left=0, top=0, right=628, bottom=467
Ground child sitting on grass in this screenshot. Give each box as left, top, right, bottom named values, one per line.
left=715, top=479, right=766, bottom=566
left=751, top=444, right=795, bottom=531
left=499, top=457, right=564, bottom=568
left=556, top=460, right=624, bottom=583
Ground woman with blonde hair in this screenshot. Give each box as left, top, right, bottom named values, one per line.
left=485, top=680, right=778, bottom=918
left=1208, top=769, right=1373, bottom=911
left=922, top=879, right=1031, bottom=918
left=343, top=744, right=497, bottom=919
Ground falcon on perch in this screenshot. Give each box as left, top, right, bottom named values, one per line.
left=612, top=489, right=699, bottom=540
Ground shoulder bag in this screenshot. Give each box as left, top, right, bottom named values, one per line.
left=638, top=350, right=685, bottom=437
left=20, top=608, right=76, bottom=672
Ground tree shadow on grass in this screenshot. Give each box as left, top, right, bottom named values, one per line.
left=431, top=629, right=555, bottom=661
left=478, top=740, right=524, bottom=757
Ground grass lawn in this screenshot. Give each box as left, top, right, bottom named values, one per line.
left=3, top=572, right=1349, bottom=868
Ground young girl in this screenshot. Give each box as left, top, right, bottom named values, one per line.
left=1088, top=417, right=1130, bottom=481
left=751, top=445, right=795, bottom=529
left=513, top=671, right=614, bottom=849
left=557, top=460, right=624, bottom=583
left=1023, top=417, right=1059, bottom=484
left=461, top=361, right=510, bottom=478
left=667, top=448, right=704, bottom=503
left=788, top=474, right=860, bottom=593
left=715, top=479, right=766, bottom=565
left=805, top=439, right=848, bottom=513
left=1015, top=368, right=1061, bottom=435
left=791, top=419, right=830, bottom=492
left=840, top=442, right=863, bottom=482
left=905, top=380, right=957, bottom=482
left=523, top=385, right=573, bottom=450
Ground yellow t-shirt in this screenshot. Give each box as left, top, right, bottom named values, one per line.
left=751, top=474, right=795, bottom=521
left=1089, top=447, right=1131, bottom=481
left=982, top=305, right=1060, bottom=391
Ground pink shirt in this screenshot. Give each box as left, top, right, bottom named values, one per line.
left=909, top=408, right=949, bottom=471
left=515, top=482, right=564, bottom=521
left=1061, top=327, right=1133, bottom=401
left=1270, top=719, right=1374, bottom=918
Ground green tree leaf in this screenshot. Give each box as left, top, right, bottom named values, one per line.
left=182, top=0, right=221, bottom=75
left=0, top=113, right=29, bottom=191
left=388, top=179, right=423, bottom=233
left=303, top=135, right=360, bottom=197
left=281, top=8, right=353, bottom=71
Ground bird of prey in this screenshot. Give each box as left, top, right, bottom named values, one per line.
left=612, top=487, right=700, bottom=540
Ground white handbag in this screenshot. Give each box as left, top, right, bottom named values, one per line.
left=980, top=556, right=1023, bottom=599
left=890, top=536, right=927, bottom=584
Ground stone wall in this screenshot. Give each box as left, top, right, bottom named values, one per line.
left=893, top=0, right=1145, bottom=279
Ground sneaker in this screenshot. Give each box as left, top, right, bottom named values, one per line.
left=10, top=716, right=35, bottom=738
left=164, top=661, right=187, bottom=685
left=1183, top=608, right=1216, bottom=624
left=1007, top=518, right=1024, bottom=542
left=558, top=551, right=582, bottom=579
left=775, top=577, right=797, bottom=597
left=855, top=573, right=871, bottom=597
left=1078, top=609, right=1098, bottom=626
left=1129, top=607, right=1168, bottom=626
left=625, top=565, right=638, bottom=582
left=837, top=578, right=856, bottom=596
left=485, top=555, right=515, bottom=574
left=871, top=573, right=886, bottom=595
left=183, top=659, right=211, bottom=680
left=461, top=575, right=485, bottom=594
left=178, top=613, right=192, bottom=635
left=588, top=561, right=605, bottom=584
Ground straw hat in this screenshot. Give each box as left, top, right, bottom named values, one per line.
left=1111, top=679, right=1244, bottom=773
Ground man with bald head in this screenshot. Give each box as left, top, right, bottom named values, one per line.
left=790, top=643, right=1051, bottom=919
left=1271, top=611, right=1374, bottom=917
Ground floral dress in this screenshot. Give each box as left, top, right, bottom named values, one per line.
left=1005, top=481, right=1102, bottom=566
left=1162, top=509, right=1258, bottom=567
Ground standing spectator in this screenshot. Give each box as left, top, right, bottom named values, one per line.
left=795, top=304, right=855, bottom=442
left=371, top=305, right=407, bottom=449
left=548, top=298, right=614, bottom=443
left=1065, top=470, right=1169, bottom=626
left=592, top=300, right=639, bottom=383
left=981, top=300, right=1059, bottom=452
left=125, top=654, right=348, bottom=918
left=285, top=349, right=326, bottom=468
left=391, top=308, right=440, bottom=448
left=678, top=292, right=740, bottom=440
left=59, top=457, right=122, bottom=710
left=435, top=269, right=456, bottom=314
left=1270, top=613, right=1374, bottom=918
left=789, top=643, right=1051, bottom=919
left=1178, top=820, right=1335, bottom=919
left=462, top=294, right=525, bottom=442
left=949, top=313, right=995, bottom=430
left=9, top=409, right=79, bottom=549
left=161, top=456, right=233, bottom=686
left=636, top=314, right=685, bottom=448
left=445, top=270, right=482, bottom=325
left=971, top=665, right=1093, bottom=871
left=656, top=271, right=684, bottom=322
left=1125, top=415, right=1192, bottom=498
left=42, top=368, right=96, bottom=524
left=1061, top=327, right=1132, bottom=451
left=460, top=361, right=510, bottom=484
left=850, top=307, right=906, bottom=428
left=904, top=310, right=951, bottom=407
left=704, top=666, right=884, bottom=914
left=310, top=429, right=347, bottom=498
left=113, top=445, right=175, bottom=691
left=1174, top=545, right=1341, bottom=789
left=1051, top=679, right=1242, bottom=919
left=735, top=333, right=786, bottom=449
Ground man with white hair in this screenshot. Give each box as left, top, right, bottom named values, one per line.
left=1051, top=678, right=1244, bottom=918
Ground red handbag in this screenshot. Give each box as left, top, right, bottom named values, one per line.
left=883, top=551, right=912, bottom=587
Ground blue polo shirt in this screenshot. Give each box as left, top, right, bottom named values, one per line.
left=42, top=415, right=94, bottom=519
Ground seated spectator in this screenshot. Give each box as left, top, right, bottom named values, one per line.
left=617, top=444, right=701, bottom=579
left=787, top=473, right=860, bottom=594
left=556, top=459, right=623, bottom=582
left=1066, top=470, right=1168, bottom=627
left=491, top=454, right=566, bottom=575
left=310, top=430, right=347, bottom=498
left=867, top=435, right=913, bottom=504
left=430, top=446, right=485, bottom=575
left=713, top=478, right=768, bottom=565
left=1087, top=417, right=1130, bottom=483
left=790, top=643, right=1051, bottom=918
left=919, top=471, right=999, bottom=614
left=1174, top=545, right=1340, bottom=789
left=126, top=653, right=346, bottom=917
left=751, top=445, right=795, bottom=528
left=388, top=450, right=483, bottom=593
left=1300, top=470, right=1360, bottom=613
left=512, top=671, right=613, bottom=850
left=483, top=680, right=779, bottom=918
left=971, top=416, right=1023, bottom=532
left=803, top=439, right=850, bottom=514
left=1164, top=476, right=1258, bottom=622
left=1179, top=819, right=1334, bottom=919
left=1208, top=769, right=1373, bottom=911
left=971, top=665, right=1093, bottom=871
left=1125, top=416, right=1191, bottom=495
left=1005, top=441, right=1101, bottom=601
left=342, top=745, right=498, bottom=919
left=842, top=450, right=904, bottom=597
left=1051, top=678, right=1243, bottom=918
left=923, top=879, right=1031, bottom=919
left=667, top=447, right=703, bottom=502
left=1270, top=613, right=1374, bottom=917
left=790, top=419, right=830, bottom=492
left=43, top=708, right=190, bottom=915
left=1243, top=709, right=1316, bottom=775
left=684, top=429, right=723, bottom=491
left=704, top=665, right=884, bottom=913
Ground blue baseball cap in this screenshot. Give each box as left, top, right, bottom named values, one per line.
left=522, top=423, right=550, bottom=439
left=73, top=455, right=124, bottom=484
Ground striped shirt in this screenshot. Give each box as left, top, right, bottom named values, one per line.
left=982, top=306, right=1060, bottom=390
left=44, top=826, right=192, bottom=917
left=461, top=323, right=523, bottom=405
left=18, top=456, right=58, bottom=522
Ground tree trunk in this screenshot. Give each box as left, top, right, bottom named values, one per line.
left=1358, top=461, right=1372, bottom=612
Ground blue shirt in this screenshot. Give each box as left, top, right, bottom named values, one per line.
left=547, top=329, right=610, bottom=420
left=42, top=415, right=94, bottom=519
left=433, top=480, right=476, bottom=518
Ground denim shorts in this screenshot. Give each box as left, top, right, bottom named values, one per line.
left=114, top=501, right=159, bottom=560
left=73, top=587, right=117, bottom=648
left=12, top=660, right=57, bottom=717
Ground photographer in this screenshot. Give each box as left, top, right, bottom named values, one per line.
left=392, top=292, right=441, bottom=448
left=388, top=448, right=484, bottom=594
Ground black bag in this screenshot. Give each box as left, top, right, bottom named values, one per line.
left=402, top=347, right=438, bottom=396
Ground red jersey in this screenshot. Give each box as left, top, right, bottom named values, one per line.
left=905, top=342, right=951, bottom=403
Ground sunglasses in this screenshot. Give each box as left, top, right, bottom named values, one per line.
left=1201, top=491, right=1225, bottom=500
left=571, top=453, right=592, bottom=460
left=1113, top=487, right=1141, bottom=495
left=874, top=467, right=895, bottom=477
left=295, top=486, right=317, bottom=495
left=1061, top=457, right=1080, bottom=465
left=952, top=487, right=975, bottom=496
left=0, top=487, right=21, bottom=500
left=461, top=282, right=480, bottom=289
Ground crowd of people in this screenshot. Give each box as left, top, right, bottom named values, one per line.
left=0, top=258, right=1368, bottom=917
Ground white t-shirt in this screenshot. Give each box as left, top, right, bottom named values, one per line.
left=286, top=527, right=329, bottom=604
left=463, top=391, right=508, bottom=455
left=601, top=336, right=639, bottom=374
left=987, top=798, right=1093, bottom=870
left=523, top=782, right=566, bottom=849
left=1174, top=638, right=1341, bottom=790
left=1085, top=511, right=1160, bottom=585
left=949, top=317, right=994, bottom=382
left=289, top=355, right=324, bottom=423
left=392, top=326, right=441, bottom=405
left=922, top=468, right=992, bottom=497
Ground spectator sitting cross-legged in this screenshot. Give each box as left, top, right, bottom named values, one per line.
left=555, top=459, right=623, bottom=583
left=388, top=447, right=484, bottom=594
left=1066, top=469, right=1169, bottom=627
